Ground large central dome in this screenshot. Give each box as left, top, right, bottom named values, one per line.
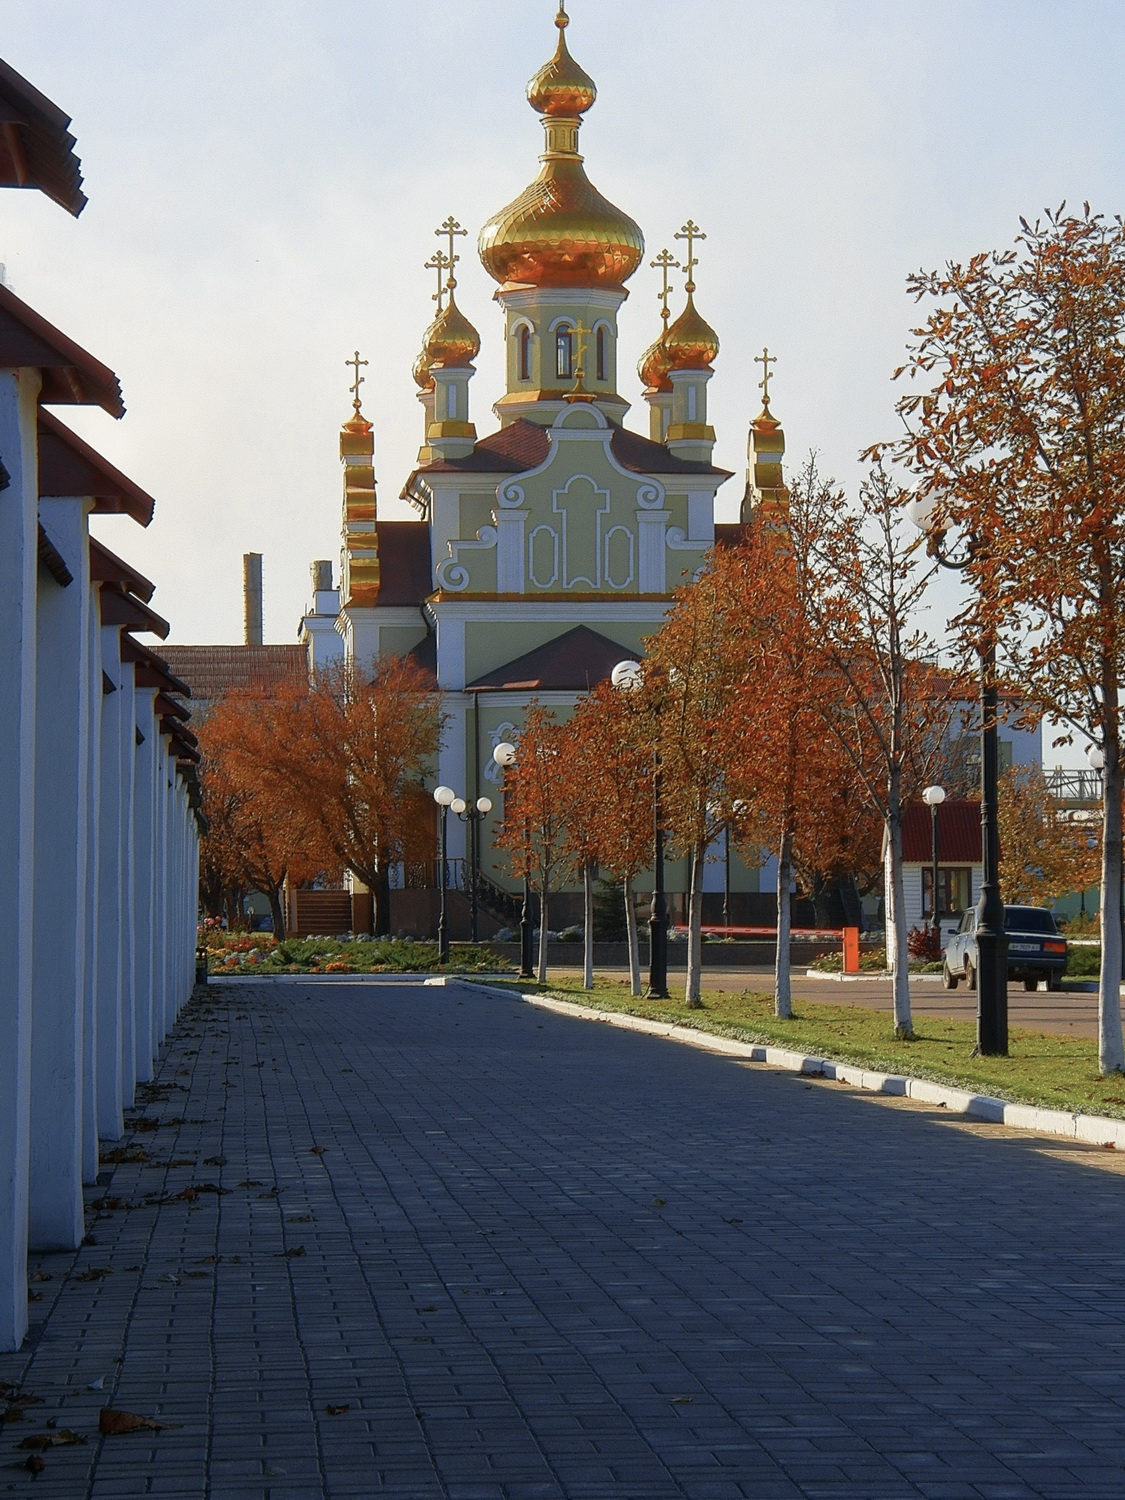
left=478, top=7, right=643, bottom=290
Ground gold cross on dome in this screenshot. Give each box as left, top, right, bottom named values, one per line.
left=675, top=219, right=706, bottom=294
left=651, top=249, right=681, bottom=326
left=755, top=346, right=777, bottom=405
left=424, top=250, right=451, bottom=310
left=572, top=317, right=591, bottom=381
left=346, top=350, right=369, bottom=414
left=437, top=216, right=467, bottom=293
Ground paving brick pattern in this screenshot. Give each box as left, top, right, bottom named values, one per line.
left=2, top=978, right=1125, bottom=1499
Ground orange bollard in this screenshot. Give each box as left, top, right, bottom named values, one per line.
left=842, top=927, right=861, bottom=975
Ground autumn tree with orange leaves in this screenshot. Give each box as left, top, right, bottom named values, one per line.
left=888, top=205, right=1125, bottom=1072
left=779, top=456, right=955, bottom=1037
left=209, top=657, right=442, bottom=936
left=559, top=682, right=655, bottom=995
left=197, top=696, right=328, bottom=936
left=705, top=520, right=880, bottom=1017
left=493, top=705, right=573, bottom=983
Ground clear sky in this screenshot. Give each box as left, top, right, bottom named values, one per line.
left=3, top=0, right=1124, bottom=696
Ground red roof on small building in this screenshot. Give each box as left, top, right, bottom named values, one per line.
left=902, top=799, right=981, bottom=864
left=160, top=644, right=306, bottom=704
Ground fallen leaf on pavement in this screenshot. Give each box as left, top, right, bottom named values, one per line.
left=24, top=1454, right=44, bottom=1475
left=99, top=1409, right=175, bottom=1435
left=324, top=1404, right=350, bottom=1415
left=278, top=1246, right=306, bottom=1258
left=18, top=1431, right=86, bottom=1450
left=71, top=1268, right=113, bottom=1282
left=310, top=1147, right=326, bottom=1156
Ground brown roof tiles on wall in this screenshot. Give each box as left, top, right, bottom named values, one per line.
left=160, top=645, right=307, bottom=705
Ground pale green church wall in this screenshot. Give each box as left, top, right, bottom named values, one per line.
left=379, top=625, right=430, bottom=659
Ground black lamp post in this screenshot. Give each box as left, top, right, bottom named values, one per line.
left=450, top=793, right=493, bottom=944
left=908, top=496, right=1007, bottom=1056
left=433, top=784, right=455, bottom=964
left=922, top=784, right=946, bottom=952
left=612, top=660, right=670, bottom=1000
left=492, top=742, right=536, bottom=980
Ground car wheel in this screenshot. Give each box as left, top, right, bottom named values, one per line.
left=966, top=961, right=977, bottom=991
left=942, top=963, right=959, bottom=990
left=1023, top=978, right=1039, bottom=992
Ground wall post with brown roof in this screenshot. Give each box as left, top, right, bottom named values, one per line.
left=0, top=365, right=40, bottom=1350
left=27, top=497, right=94, bottom=1251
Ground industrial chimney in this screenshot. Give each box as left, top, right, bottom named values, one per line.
left=243, top=553, right=263, bottom=646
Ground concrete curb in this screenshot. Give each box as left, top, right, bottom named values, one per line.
left=435, top=977, right=1125, bottom=1152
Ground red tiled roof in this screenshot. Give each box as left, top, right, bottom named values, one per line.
left=159, top=644, right=306, bottom=704
left=902, top=800, right=981, bottom=864
left=0, top=284, right=122, bottom=414
left=375, top=521, right=432, bottom=606
left=0, top=57, right=85, bottom=215
left=39, top=409, right=153, bottom=523
left=467, top=625, right=635, bottom=692
left=120, top=636, right=192, bottom=698
left=412, top=418, right=731, bottom=483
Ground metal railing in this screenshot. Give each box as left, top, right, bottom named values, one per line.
left=1045, top=768, right=1103, bottom=806
left=388, top=860, right=523, bottom=926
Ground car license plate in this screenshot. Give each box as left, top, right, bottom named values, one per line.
left=1009, top=942, right=1040, bottom=952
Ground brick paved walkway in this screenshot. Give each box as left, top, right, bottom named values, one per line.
left=2, top=978, right=1125, bottom=1499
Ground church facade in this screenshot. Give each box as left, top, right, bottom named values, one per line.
left=313, top=4, right=787, bottom=904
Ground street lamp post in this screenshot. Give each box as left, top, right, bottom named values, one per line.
left=922, top=784, right=946, bottom=953
left=612, top=659, right=670, bottom=1000
left=433, top=785, right=456, bottom=964
left=908, top=493, right=1008, bottom=1056
left=493, top=742, right=536, bottom=980
left=450, top=795, right=494, bottom=943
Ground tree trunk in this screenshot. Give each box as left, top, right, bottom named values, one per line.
left=583, top=860, right=595, bottom=990
left=887, top=809, right=914, bottom=1038
left=775, top=826, right=793, bottom=1019
left=267, top=886, right=287, bottom=942
left=685, top=845, right=704, bottom=1008
left=373, top=865, right=392, bottom=938
left=1099, top=750, right=1125, bottom=1073
left=537, top=879, right=549, bottom=984
left=624, top=875, right=641, bottom=997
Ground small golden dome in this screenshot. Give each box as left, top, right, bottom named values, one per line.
left=412, top=293, right=481, bottom=390
left=478, top=6, right=643, bottom=289
left=638, top=333, right=673, bottom=393
left=664, top=294, right=720, bottom=371
left=527, top=9, right=597, bottom=117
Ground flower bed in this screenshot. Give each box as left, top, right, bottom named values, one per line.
left=199, top=928, right=510, bottom=976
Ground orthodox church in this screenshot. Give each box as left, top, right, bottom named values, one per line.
left=303, top=3, right=788, bottom=901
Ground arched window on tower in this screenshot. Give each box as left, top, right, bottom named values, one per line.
left=596, top=326, right=608, bottom=383
left=556, top=324, right=574, bottom=381
left=518, top=325, right=531, bottom=382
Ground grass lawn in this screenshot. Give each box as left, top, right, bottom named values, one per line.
left=474, top=975, right=1125, bottom=1122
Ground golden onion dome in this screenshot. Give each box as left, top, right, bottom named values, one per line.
left=478, top=8, right=643, bottom=289
left=412, top=294, right=481, bottom=390
left=638, top=333, right=673, bottom=393
left=664, top=293, right=720, bottom=371
left=527, top=8, right=597, bottom=117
